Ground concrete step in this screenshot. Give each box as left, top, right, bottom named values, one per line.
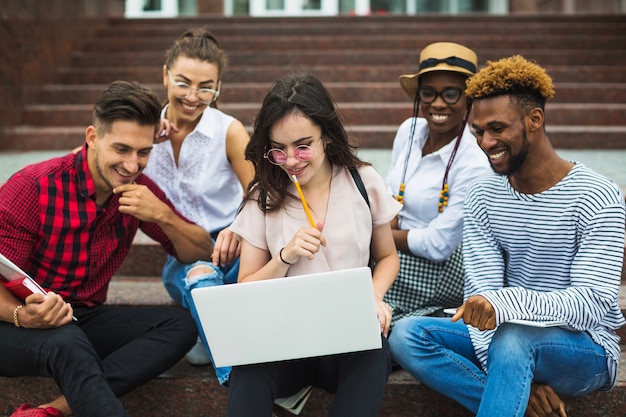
left=32, top=82, right=626, bottom=105
left=3, top=361, right=625, bottom=417
left=95, top=15, right=626, bottom=38
left=351, top=125, right=626, bottom=149
left=83, top=34, right=626, bottom=53
left=52, top=64, right=626, bottom=85
left=4, top=124, right=626, bottom=152
left=97, top=20, right=626, bottom=37
left=19, top=102, right=626, bottom=130
left=66, top=49, right=626, bottom=68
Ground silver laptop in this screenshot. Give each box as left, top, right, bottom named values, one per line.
left=191, top=267, right=382, bottom=367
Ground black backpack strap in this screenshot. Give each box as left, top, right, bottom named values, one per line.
left=261, top=189, right=267, bottom=211
left=349, top=167, right=375, bottom=270
left=349, top=167, right=370, bottom=208
left=257, top=169, right=367, bottom=212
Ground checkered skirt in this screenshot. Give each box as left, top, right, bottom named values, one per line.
left=385, top=245, right=464, bottom=325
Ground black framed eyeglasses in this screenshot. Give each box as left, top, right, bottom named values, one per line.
left=167, top=70, right=220, bottom=104
left=263, top=140, right=321, bottom=166
left=417, top=87, right=463, bottom=105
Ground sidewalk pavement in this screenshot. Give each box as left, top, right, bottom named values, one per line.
left=0, top=149, right=625, bottom=192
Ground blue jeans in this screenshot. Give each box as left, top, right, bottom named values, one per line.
left=162, top=254, right=239, bottom=386
left=388, top=316, right=610, bottom=417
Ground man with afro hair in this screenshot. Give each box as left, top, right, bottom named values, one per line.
left=389, top=55, right=625, bottom=417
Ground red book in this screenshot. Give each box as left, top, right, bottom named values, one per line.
left=0, top=253, right=48, bottom=300
left=0, top=253, right=77, bottom=321
left=2, top=276, right=47, bottom=300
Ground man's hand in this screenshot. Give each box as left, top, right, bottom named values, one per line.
left=20, top=292, right=74, bottom=328
left=526, top=383, right=567, bottom=417
left=451, top=295, right=496, bottom=330
left=114, top=183, right=169, bottom=223
left=115, top=184, right=214, bottom=264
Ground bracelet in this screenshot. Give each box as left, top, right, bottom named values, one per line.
left=279, top=247, right=292, bottom=265
left=13, top=304, right=23, bottom=328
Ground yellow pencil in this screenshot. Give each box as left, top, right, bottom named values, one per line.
left=291, top=175, right=316, bottom=228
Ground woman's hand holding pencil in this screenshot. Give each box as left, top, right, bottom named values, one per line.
left=278, top=175, right=327, bottom=265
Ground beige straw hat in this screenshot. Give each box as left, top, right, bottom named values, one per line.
left=398, top=42, right=478, bottom=100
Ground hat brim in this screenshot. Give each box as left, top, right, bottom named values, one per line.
left=398, top=74, right=419, bottom=100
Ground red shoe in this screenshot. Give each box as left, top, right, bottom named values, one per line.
left=10, top=404, right=64, bottom=417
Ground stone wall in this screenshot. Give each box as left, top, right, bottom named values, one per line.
left=0, top=0, right=115, bottom=133
left=197, top=0, right=223, bottom=14
left=0, top=0, right=124, bottom=18
left=0, top=0, right=623, bottom=141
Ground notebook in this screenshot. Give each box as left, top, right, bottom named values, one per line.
left=0, top=252, right=78, bottom=322
left=191, top=267, right=382, bottom=368
left=0, top=252, right=48, bottom=299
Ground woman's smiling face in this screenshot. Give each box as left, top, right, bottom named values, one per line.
left=418, top=71, right=469, bottom=138
left=163, top=56, right=220, bottom=123
left=268, top=111, right=327, bottom=185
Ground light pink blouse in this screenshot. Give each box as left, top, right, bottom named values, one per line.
left=230, top=165, right=402, bottom=277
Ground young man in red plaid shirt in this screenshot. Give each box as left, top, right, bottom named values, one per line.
left=0, top=81, right=214, bottom=417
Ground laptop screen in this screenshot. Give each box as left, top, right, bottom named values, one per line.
left=191, top=267, right=382, bottom=367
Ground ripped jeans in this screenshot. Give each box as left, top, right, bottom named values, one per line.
left=162, top=254, right=239, bottom=386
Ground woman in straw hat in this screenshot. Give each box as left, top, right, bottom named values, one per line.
left=384, top=42, right=491, bottom=326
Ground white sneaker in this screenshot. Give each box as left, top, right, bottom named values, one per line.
left=185, top=337, right=211, bottom=366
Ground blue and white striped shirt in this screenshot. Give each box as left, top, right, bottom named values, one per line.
left=463, top=163, right=626, bottom=389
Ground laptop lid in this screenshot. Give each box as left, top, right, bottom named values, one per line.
left=191, top=267, right=382, bottom=367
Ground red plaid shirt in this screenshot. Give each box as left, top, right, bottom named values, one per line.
left=0, top=146, right=183, bottom=307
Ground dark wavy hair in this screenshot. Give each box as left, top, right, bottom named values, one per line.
left=244, top=73, right=368, bottom=212
left=93, top=80, right=161, bottom=137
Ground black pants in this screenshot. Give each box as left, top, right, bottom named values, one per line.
left=0, top=305, right=197, bottom=417
left=227, top=336, right=391, bottom=417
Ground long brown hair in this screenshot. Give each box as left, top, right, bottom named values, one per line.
left=244, top=73, right=368, bottom=212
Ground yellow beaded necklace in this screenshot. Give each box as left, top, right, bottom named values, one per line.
left=396, top=97, right=466, bottom=213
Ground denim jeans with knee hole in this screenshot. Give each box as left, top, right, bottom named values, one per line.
left=162, top=254, right=239, bottom=386
left=389, top=316, right=610, bottom=417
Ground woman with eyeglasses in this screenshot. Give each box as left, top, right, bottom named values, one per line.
left=383, top=42, right=492, bottom=328
left=141, top=28, right=253, bottom=386
left=226, top=73, right=401, bottom=417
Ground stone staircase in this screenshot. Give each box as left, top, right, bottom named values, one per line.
left=1, top=13, right=626, bottom=417
left=1, top=14, right=625, bottom=151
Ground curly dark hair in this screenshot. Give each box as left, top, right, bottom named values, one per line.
left=244, top=73, right=368, bottom=212
left=465, top=55, right=555, bottom=115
